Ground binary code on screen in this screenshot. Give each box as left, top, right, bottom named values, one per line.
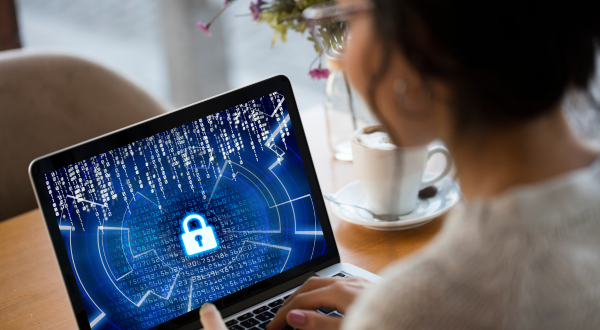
left=44, top=91, right=327, bottom=330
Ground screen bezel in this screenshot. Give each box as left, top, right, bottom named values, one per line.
left=29, top=75, right=340, bottom=330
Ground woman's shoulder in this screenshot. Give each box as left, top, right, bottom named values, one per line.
left=342, top=239, right=508, bottom=330
left=344, top=213, right=600, bottom=330
left=481, top=154, right=600, bottom=227
left=342, top=156, right=600, bottom=330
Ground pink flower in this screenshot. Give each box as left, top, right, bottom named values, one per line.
left=224, top=0, right=233, bottom=7
left=250, top=1, right=262, bottom=21
left=197, top=21, right=212, bottom=37
left=309, top=68, right=330, bottom=80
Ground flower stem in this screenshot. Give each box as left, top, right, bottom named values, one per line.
left=276, top=14, right=302, bottom=24
left=309, top=53, right=320, bottom=70
left=342, top=70, right=358, bottom=131
left=206, top=0, right=236, bottom=28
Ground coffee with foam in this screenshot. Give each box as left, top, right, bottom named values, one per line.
left=354, top=126, right=397, bottom=150
left=351, top=125, right=453, bottom=215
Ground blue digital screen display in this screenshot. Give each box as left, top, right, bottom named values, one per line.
left=44, top=91, right=327, bottom=329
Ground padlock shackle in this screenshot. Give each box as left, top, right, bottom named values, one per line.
left=182, top=214, right=208, bottom=233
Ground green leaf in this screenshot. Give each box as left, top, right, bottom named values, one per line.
left=255, top=0, right=331, bottom=54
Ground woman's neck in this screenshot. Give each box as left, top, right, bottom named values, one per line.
left=448, top=109, right=599, bottom=200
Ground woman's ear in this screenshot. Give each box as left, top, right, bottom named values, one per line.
left=393, top=74, right=434, bottom=120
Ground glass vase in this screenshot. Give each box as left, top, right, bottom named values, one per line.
left=324, top=56, right=374, bottom=161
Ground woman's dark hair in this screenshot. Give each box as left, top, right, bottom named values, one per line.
left=369, top=0, right=600, bottom=128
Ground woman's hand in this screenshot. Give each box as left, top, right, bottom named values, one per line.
left=199, top=303, right=227, bottom=330
left=267, top=276, right=372, bottom=330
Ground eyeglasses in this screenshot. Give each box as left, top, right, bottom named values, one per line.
left=302, top=1, right=374, bottom=58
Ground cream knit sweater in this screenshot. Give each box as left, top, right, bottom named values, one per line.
left=343, top=157, right=600, bottom=329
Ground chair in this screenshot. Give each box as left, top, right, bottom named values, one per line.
left=0, top=50, right=167, bottom=221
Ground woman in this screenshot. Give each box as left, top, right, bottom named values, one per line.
left=201, top=0, right=600, bottom=328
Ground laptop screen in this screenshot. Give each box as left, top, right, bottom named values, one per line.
left=43, top=90, right=328, bottom=329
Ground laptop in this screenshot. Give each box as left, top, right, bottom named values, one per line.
left=29, top=75, right=380, bottom=330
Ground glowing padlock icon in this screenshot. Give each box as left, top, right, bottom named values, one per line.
left=180, top=214, right=218, bottom=256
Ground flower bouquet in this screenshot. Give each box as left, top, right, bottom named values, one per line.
left=197, top=0, right=333, bottom=79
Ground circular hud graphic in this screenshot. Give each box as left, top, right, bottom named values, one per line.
left=44, top=92, right=327, bottom=329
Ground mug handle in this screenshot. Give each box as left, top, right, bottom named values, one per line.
left=420, top=145, right=453, bottom=188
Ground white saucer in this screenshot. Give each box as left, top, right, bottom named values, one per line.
left=329, top=176, right=461, bottom=231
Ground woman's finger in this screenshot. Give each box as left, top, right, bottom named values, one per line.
left=199, top=303, right=228, bottom=330
left=268, top=283, right=361, bottom=330
left=280, top=277, right=340, bottom=309
left=286, top=309, right=343, bottom=330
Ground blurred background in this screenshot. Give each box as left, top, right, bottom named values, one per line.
left=1, top=0, right=382, bottom=221
left=1, top=0, right=600, bottom=221
left=1, top=0, right=599, bottom=136
left=8, top=0, right=326, bottom=110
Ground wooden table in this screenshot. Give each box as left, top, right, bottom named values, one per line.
left=0, top=106, right=445, bottom=329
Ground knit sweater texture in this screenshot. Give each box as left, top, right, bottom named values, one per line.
left=343, top=157, right=600, bottom=329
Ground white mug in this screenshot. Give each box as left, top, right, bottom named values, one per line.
left=351, top=126, right=452, bottom=216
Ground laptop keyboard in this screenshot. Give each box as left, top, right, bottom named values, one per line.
left=223, top=272, right=349, bottom=330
